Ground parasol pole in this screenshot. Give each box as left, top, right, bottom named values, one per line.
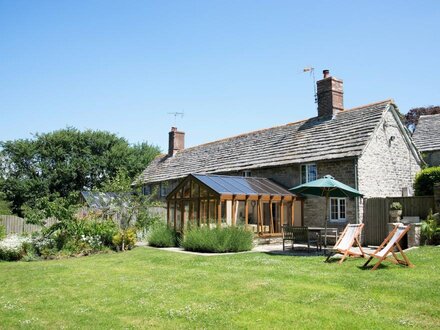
left=324, top=189, right=329, bottom=249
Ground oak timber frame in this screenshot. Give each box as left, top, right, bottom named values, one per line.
left=165, top=174, right=299, bottom=237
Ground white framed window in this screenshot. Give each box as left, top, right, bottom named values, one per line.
left=160, top=183, right=168, bottom=197
left=142, top=185, right=151, bottom=195
left=242, top=170, right=252, bottom=177
left=301, top=164, right=317, bottom=183
left=330, top=198, right=346, bottom=222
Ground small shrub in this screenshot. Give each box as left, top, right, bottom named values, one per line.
left=390, top=202, right=402, bottom=210
left=0, top=235, right=32, bottom=261
left=148, top=223, right=178, bottom=247
left=0, top=225, right=6, bottom=240
left=32, top=235, right=58, bottom=258
left=112, top=228, right=137, bottom=251
left=21, top=241, right=39, bottom=261
left=421, top=211, right=440, bottom=245
left=84, top=218, right=118, bottom=247
left=414, top=166, right=440, bottom=196
left=136, top=213, right=162, bottom=232
left=181, top=226, right=254, bottom=253
left=80, top=235, right=103, bottom=250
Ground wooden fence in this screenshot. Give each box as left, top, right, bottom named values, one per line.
left=363, top=196, right=435, bottom=245
left=0, top=216, right=58, bottom=235
left=0, top=207, right=167, bottom=236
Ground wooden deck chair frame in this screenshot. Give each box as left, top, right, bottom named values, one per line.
left=363, top=224, right=414, bottom=271
left=325, top=223, right=365, bottom=264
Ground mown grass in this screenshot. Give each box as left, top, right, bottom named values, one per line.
left=0, top=247, right=439, bottom=329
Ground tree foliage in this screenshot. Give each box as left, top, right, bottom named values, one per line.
left=98, top=169, right=133, bottom=193
left=22, top=193, right=80, bottom=226
left=405, top=106, right=440, bottom=132
left=0, top=128, right=160, bottom=215
left=0, top=192, right=12, bottom=215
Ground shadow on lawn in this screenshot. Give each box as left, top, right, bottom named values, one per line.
left=357, top=263, right=391, bottom=271
left=263, top=249, right=326, bottom=257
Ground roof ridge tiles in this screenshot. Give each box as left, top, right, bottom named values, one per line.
left=343, top=99, right=392, bottom=112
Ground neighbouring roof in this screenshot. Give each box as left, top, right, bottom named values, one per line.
left=138, top=100, right=394, bottom=184
left=191, top=174, right=294, bottom=196
left=412, top=113, right=440, bottom=152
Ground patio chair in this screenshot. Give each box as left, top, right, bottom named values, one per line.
left=363, top=224, right=413, bottom=271
left=282, top=226, right=320, bottom=252
left=325, top=223, right=365, bottom=264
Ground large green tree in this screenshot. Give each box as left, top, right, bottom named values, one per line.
left=0, top=128, right=160, bottom=214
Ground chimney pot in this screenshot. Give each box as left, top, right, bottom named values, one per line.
left=323, top=70, right=330, bottom=79
left=168, top=127, right=185, bottom=156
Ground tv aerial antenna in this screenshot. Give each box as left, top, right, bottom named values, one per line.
left=168, top=111, right=184, bottom=126
left=303, top=67, right=317, bottom=105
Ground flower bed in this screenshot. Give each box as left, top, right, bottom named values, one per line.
left=0, top=235, right=32, bottom=261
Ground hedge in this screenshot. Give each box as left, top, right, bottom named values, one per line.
left=414, top=166, right=440, bottom=196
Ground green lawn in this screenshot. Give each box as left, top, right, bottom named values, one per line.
left=1, top=247, right=439, bottom=329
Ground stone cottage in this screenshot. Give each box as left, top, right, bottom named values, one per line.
left=412, top=113, right=440, bottom=167
left=136, top=70, right=422, bottom=234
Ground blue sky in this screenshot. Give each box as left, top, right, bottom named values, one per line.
left=1, top=1, right=439, bottom=152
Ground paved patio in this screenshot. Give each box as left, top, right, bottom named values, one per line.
left=142, top=243, right=367, bottom=257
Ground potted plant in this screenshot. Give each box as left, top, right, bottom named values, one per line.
left=389, top=202, right=403, bottom=220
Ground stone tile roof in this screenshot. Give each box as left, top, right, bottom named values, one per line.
left=137, top=100, right=392, bottom=184
left=412, top=114, right=440, bottom=152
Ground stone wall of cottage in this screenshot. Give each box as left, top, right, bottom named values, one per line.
left=302, top=160, right=357, bottom=229
left=146, top=179, right=180, bottom=202
left=243, top=159, right=357, bottom=228
left=357, top=109, right=421, bottom=199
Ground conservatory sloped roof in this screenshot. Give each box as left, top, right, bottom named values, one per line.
left=192, top=174, right=294, bottom=196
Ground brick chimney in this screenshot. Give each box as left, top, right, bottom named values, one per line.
left=168, top=127, right=185, bottom=156
left=316, top=70, right=344, bottom=117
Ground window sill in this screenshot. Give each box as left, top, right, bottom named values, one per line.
left=329, top=219, right=347, bottom=223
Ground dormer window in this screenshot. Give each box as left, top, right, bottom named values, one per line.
left=301, top=164, right=317, bottom=183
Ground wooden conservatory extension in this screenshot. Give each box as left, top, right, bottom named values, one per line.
left=166, top=174, right=302, bottom=237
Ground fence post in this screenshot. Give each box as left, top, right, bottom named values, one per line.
left=434, top=183, right=440, bottom=213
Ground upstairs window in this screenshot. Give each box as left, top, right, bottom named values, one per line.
left=160, top=182, right=168, bottom=197
left=142, top=185, right=151, bottom=195
left=242, top=170, right=252, bottom=177
left=330, top=198, right=346, bottom=222
left=301, top=164, right=317, bottom=183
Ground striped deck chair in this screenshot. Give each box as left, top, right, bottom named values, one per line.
left=325, top=223, right=365, bottom=264
left=363, top=224, right=413, bottom=271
